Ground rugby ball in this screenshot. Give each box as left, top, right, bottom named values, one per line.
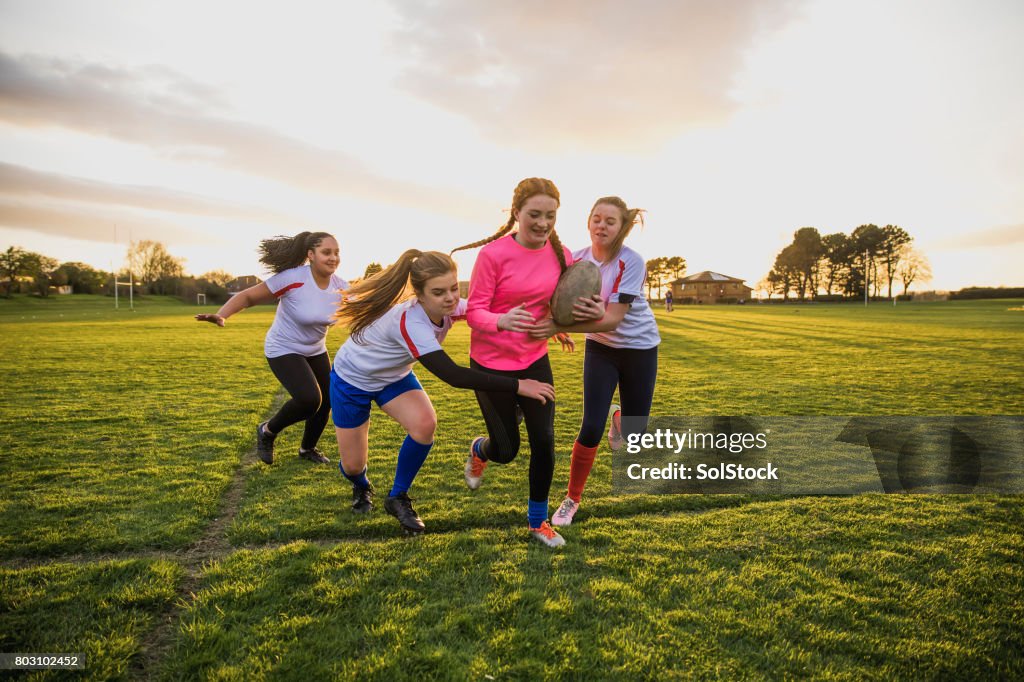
left=550, top=260, right=601, bottom=326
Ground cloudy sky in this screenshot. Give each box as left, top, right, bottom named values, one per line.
left=1, top=0, right=1021, bottom=290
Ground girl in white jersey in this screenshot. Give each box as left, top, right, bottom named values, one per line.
left=526, top=197, right=660, bottom=526
left=196, top=231, right=348, bottom=465
left=331, top=250, right=555, bottom=535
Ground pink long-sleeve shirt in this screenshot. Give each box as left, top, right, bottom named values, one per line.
left=466, top=233, right=573, bottom=370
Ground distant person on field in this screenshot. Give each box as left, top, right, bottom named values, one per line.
left=665, top=290, right=674, bottom=312
left=526, top=197, right=660, bottom=527
left=196, top=231, right=347, bottom=466
left=330, top=250, right=554, bottom=535
left=451, top=177, right=603, bottom=548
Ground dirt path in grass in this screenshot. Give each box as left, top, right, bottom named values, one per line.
left=128, top=389, right=288, bottom=678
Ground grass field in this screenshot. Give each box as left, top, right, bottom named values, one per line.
left=1, top=294, right=1022, bottom=679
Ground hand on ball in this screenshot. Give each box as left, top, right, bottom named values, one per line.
left=572, top=294, right=605, bottom=321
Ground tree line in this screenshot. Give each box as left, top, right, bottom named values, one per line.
left=762, top=225, right=932, bottom=301
left=1, top=241, right=234, bottom=302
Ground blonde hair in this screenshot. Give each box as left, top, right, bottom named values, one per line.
left=451, top=177, right=567, bottom=272
left=336, top=250, right=456, bottom=342
left=591, top=197, right=645, bottom=264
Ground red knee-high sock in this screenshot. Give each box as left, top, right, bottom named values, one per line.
left=566, top=441, right=598, bottom=502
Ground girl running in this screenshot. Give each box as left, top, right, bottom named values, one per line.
left=330, top=250, right=554, bottom=535
left=526, top=197, right=660, bottom=527
left=196, top=231, right=347, bottom=465
left=451, top=177, right=604, bottom=548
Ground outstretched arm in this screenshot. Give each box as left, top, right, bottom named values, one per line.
left=417, top=350, right=555, bottom=403
left=195, top=282, right=275, bottom=326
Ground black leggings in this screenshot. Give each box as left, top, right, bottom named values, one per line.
left=266, top=352, right=331, bottom=450
left=577, top=339, right=658, bottom=448
left=471, top=355, right=555, bottom=502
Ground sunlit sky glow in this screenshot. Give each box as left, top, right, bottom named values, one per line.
left=1, top=0, right=1021, bottom=290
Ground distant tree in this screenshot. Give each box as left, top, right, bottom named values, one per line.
left=26, top=253, right=60, bottom=297
left=790, top=227, right=823, bottom=299
left=769, top=245, right=801, bottom=300
left=1, top=246, right=31, bottom=297
left=765, top=270, right=785, bottom=299
left=664, top=256, right=687, bottom=281
left=897, top=246, right=932, bottom=296
left=755, top=276, right=774, bottom=300
left=54, top=262, right=108, bottom=294
left=646, top=257, right=668, bottom=299
left=200, top=270, right=234, bottom=288
left=851, top=224, right=885, bottom=297
left=363, top=262, right=383, bottom=279
left=819, top=233, right=852, bottom=296
left=878, top=225, right=912, bottom=299
left=127, top=240, right=185, bottom=295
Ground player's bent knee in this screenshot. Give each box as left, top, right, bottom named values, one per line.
left=487, top=447, right=519, bottom=464
left=409, top=415, right=437, bottom=444
left=294, top=391, right=322, bottom=415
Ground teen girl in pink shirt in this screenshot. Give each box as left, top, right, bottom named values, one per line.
left=451, top=177, right=603, bottom=548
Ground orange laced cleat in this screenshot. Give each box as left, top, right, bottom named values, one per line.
left=529, top=521, right=566, bottom=548
left=464, top=437, right=488, bottom=490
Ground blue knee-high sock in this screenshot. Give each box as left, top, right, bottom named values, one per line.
left=528, top=498, right=548, bottom=529
left=340, top=462, right=370, bottom=488
left=390, top=435, right=433, bottom=496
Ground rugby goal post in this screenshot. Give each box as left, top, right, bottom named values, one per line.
left=115, top=270, right=134, bottom=311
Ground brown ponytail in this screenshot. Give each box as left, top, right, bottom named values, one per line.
left=451, top=178, right=565, bottom=272
left=337, top=250, right=456, bottom=343
left=259, top=231, right=334, bottom=273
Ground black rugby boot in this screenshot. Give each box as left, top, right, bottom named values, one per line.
left=255, top=421, right=276, bottom=464
left=384, top=492, right=425, bottom=535
left=351, top=482, right=374, bottom=513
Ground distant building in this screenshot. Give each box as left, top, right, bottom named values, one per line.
left=672, top=271, right=753, bottom=304
left=226, top=275, right=262, bottom=293
left=459, top=281, right=470, bottom=299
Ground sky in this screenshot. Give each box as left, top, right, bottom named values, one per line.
left=1, top=0, right=1022, bottom=291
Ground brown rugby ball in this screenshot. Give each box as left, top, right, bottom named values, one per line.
left=549, top=260, right=602, bottom=326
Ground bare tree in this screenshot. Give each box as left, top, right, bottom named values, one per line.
left=127, top=240, right=185, bottom=294
left=897, top=246, right=932, bottom=296
left=879, top=225, right=912, bottom=299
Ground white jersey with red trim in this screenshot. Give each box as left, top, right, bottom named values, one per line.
left=333, top=298, right=468, bottom=391
left=263, top=265, right=349, bottom=358
left=572, top=245, right=660, bottom=349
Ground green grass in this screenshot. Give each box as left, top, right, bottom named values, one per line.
left=165, top=497, right=1023, bottom=680
left=0, top=295, right=278, bottom=557
left=1, top=295, right=1022, bottom=678
left=0, top=559, right=184, bottom=680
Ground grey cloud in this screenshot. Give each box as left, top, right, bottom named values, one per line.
left=387, top=0, right=799, bottom=151
left=0, top=200, right=210, bottom=246
left=0, top=51, right=491, bottom=221
left=934, top=223, right=1024, bottom=250
left=0, top=162, right=299, bottom=225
